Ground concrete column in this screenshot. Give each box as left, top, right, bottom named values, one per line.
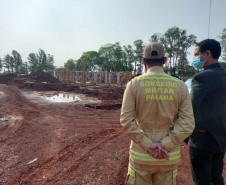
left=67, top=69, right=69, bottom=84
left=117, top=72, right=120, bottom=84
left=99, top=72, right=102, bottom=83
left=105, top=71, right=108, bottom=84
left=76, top=71, right=79, bottom=82
left=63, top=69, right=66, bottom=84
left=73, top=69, right=75, bottom=84
left=109, top=72, right=111, bottom=84
left=94, top=72, right=97, bottom=83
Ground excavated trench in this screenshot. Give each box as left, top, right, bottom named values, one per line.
left=0, top=71, right=124, bottom=110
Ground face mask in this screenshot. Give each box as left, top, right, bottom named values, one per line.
left=193, top=53, right=206, bottom=69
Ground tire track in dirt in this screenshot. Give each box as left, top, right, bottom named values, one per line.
left=1, top=86, right=125, bottom=185
left=58, top=133, right=130, bottom=185
left=7, top=129, right=123, bottom=185
left=50, top=131, right=124, bottom=184
left=0, top=86, right=45, bottom=141
left=0, top=87, right=28, bottom=140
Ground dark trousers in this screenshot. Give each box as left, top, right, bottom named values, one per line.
left=189, top=146, right=225, bottom=185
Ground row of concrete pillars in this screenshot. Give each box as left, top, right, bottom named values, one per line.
left=50, top=70, right=137, bottom=85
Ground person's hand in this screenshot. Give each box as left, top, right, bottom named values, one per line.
left=147, top=143, right=169, bottom=160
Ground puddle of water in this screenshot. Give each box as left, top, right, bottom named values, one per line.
left=0, top=91, right=5, bottom=98
left=82, top=97, right=98, bottom=101
left=39, top=92, right=81, bottom=102
left=37, top=92, right=100, bottom=103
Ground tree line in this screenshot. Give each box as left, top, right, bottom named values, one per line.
left=64, top=26, right=198, bottom=76
left=0, top=49, right=55, bottom=74
left=1, top=26, right=226, bottom=76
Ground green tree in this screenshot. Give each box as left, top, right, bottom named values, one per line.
left=163, top=27, right=182, bottom=75
left=18, top=62, right=28, bottom=74
left=27, top=53, right=39, bottom=72
left=28, top=49, right=55, bottom=72
left=12, top=50, right=23, bottom=74
left=37, top=49, right=47, bottom=65
left=112, top=42, right=124, bottom=71
left=177, top=34, right=197, bottom=77
left=75, top=43, right=131, bottom=72
left=47, top=54, right=54, bottom=66
left=134, top=39, right=144, bottom=73
left=0, top=58, right=2, bottom=71
left=123, top=45, right=134, bottom=71
left=74, top=59, right=83, bottom=71
left=75, top=51, right=100, bottom=71
left=185, top=65, right=197, bottom=75
left=3, top=54, right=12, bottom=73
left=9, top=55, right=15, bottom=73
left=98, top=43, right=118, bottom=72
left=149, top=33, right=162, bottom=43
left=41, top=54, right=55, bottom=71
left=150, top=27, right=196, bottom=75
left=64, top=59, right=76, bottom=70
left=85, top=51, right=101, bottom=71
left=219, top=28, right=226, bottom=62
left=219, top=62, right=226, bottom=70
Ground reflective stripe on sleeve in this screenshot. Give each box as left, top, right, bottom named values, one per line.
left=128, top=167, right=135, bottom=177
left=130, top=149, right=180, bottom=161
left=173, top=169, right=178, bottom=178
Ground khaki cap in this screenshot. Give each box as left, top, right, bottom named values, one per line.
left=143, top=43, right=165, bottom=59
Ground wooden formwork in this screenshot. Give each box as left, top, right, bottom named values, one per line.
left=54, top=70, right=140, bottom=86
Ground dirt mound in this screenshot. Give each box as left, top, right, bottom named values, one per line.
left=0, top=71, right=61, bottom=85
left=0, top=73, right=17, bottom=84
left=19, top=83, right=81, bottom=92
left=27, top=71, right=61, bottom=84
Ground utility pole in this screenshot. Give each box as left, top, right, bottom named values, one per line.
left=208, top=0, right=212, bottom=38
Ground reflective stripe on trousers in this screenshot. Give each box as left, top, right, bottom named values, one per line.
left=128, top=167, right=135, bottom=177
left=128, top=167, right=177, bottom=178
left=130, top=149, right=180, bottom=161
left=173, top=169, right=177, bottom=178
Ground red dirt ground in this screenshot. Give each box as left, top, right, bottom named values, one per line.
left=0, top=84, right=225, bottom=185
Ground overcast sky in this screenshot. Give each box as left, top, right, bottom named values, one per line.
left=0, top=0, right=226, bottom=68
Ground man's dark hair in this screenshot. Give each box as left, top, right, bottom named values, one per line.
left=144, top=58, right=164, bottom=66
left=196, top=39, right=221, bottom=59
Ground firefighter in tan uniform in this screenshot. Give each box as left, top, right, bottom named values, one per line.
left=120, top=43, right=195, bottom=185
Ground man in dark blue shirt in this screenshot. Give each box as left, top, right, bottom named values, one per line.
left=189, top=39, right=226, bottom=185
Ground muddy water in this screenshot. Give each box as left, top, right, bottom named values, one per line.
left=38, top=92, right=80, bottom=102
left=22, top=91, right=101, bottom=104
left=0, top=91, right=5, bottom=98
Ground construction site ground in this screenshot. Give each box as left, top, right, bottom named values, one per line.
left=0, top=72, right=225, bottom=185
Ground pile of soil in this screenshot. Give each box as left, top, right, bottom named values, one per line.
left=0, top=73, right=17, bottom=85
left=0, top=71, right=61, bottom=85
left=27, top=70, right=61, bottom=84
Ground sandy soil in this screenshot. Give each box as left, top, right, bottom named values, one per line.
left=0, top=84, right=225, bottom=185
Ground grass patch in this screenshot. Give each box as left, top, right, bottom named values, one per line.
left=89, top=111, right=102, bottom=115
left=113, top=152, right=121, bottom=160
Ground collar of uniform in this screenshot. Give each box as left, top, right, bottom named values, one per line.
left=204, top=62, right=221, bottom=70
left=146, top=66, right=164, bottom=74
